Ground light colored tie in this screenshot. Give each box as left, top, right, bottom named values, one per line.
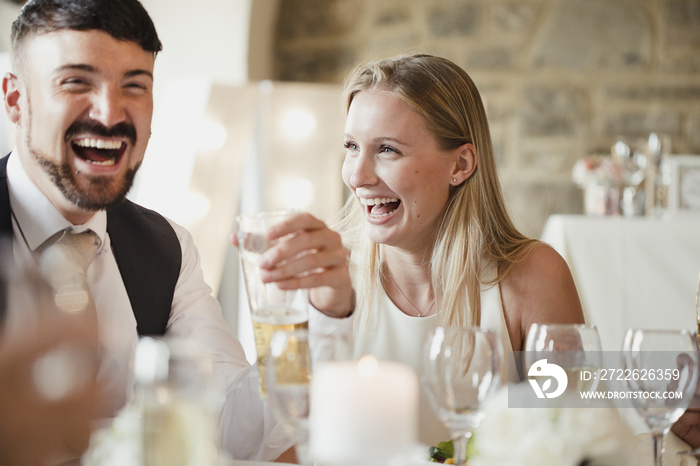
left=38, top=230, right=101, bottom=369
left=38, top=230, right=100, bottom=314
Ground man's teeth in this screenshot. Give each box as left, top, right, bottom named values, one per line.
left=74, top=138, right=122, bottom=150
left=360, top=197, right=399, bottom=206
left=89, top=159, right=116, bottom=166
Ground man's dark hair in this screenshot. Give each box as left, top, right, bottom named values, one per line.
left=11, top=0, right=162, bottom=68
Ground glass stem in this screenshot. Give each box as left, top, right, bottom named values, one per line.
left=295, top=431, right=312, bottom=466
left=452, top=432, right=469, bottom=466
left=295, top=442, right=312, bottom=466
left=652, top=431, right=667, bottom=466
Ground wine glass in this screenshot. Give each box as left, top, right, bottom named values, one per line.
left=622, top=328, right=699, bottom=466
left=420, top=327, right=501, bottom=466
left=524, top=324, right=602, bottom=397
left=266, top=329, right=350, bottom=465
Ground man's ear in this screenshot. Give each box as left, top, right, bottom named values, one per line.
left=450, top=143, right=477, bottom=186
left=3, top=73, right=23, bottom=125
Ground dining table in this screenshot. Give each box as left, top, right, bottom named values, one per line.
left=540, top=214, right=700, bottom=351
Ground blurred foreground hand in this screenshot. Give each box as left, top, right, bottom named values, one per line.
left=0, top=320, right=101, bottom=466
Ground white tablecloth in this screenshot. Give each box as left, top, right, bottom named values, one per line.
left=230, top=462, right=293, bottom=466
left=541, top=214, right=700, bottom=351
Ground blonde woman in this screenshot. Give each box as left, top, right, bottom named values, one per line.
left=248, top=53, right=584, bottom=444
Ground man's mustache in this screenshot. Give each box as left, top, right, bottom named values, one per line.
left=64, top=121, right=137, bottom=145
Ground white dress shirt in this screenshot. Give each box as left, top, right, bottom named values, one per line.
left=3, top=153, right=291, bottom=461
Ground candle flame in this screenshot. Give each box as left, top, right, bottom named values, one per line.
left=357, top=355, right=379, bottom=377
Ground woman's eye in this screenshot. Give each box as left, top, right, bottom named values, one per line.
left=379, top=145, right=396, bottom=154
left=344, top=141, right=358, bottom=151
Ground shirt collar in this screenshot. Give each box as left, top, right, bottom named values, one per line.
left=7, top=151, right=107, bottom=253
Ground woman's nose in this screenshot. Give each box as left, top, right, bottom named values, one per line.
left=348, top=152, right=378, bottom=188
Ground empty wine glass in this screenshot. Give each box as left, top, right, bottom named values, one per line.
left=420, top=327, right=501, bottom=466
left=266, top=329, right=350, bottom=465
left=524, top=324, right=603, bottom=397
left=622, top=328, right=699, bottom=466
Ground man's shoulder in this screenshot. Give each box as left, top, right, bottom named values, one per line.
left=107, top=199, right=173, bottom=232
left=109, top=198, right=163, bottom=219
left=106, top=199, right=181, bottom=248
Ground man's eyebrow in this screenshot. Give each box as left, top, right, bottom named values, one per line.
left=124, top=69, right=154, bottom=80
left=54, top=64, right=97, bottom=73
left=53, top=65, right=153, bottom=80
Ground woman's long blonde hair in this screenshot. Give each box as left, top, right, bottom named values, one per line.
left=334, top=53, right=537, bottom=329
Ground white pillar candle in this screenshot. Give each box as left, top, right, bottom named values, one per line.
left=310, top=355, right=418, bottom=464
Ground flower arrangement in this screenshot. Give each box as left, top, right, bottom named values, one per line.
left=571, top=155, right=627, bottom=190
left=467, top=384, right=639, bottom=466
left=81, top=404, right=141, bottom=466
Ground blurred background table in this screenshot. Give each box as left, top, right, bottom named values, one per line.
left=541, top=214, right=700, bottom=351
left=229, top=461, right=294, bottom=466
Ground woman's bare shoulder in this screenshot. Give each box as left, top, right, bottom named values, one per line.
left=500, top=243, right=585, bottom=349
left=502, top=243, right=575, bottom=292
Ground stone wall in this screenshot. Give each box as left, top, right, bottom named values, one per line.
left=272, top=0, right=700, bottom=237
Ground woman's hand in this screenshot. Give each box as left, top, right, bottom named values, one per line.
left=672, top=384, right=700, bottom=448
left=232, top=212, right=354, bottom=318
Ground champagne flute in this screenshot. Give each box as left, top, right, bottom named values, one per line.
left=420, top=327, right=501, bottom=466
left=695, top=274, right=700, bottom=345
left=266, top=329, right=350, bottom=465
left=524, top=324, right=602, bottom=396
left=677, top=273, right=700, bottom=459
left=236, top=209, right=310, bottom=398
left=622, top=328, right=699, bottom=466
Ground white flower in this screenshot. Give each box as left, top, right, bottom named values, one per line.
left=469, top=384, right=638, bottom=466
left=81, top=404, right=141, bottom=466
left=571, top=155, right=627, bottom=189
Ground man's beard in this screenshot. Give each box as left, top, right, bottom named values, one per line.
left=25, top=106, right=140, bottom=212
left=33, top=156, right=139, bottom=211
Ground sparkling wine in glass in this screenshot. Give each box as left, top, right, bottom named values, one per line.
left=524, top=323, right=603, bottom=396
left=420, top=327, right=501, bottom=466
left=622, top=328, right=699, bottom=466
left=235, top=209, right=310, bottom=398
left=266, top=329, right=350, bottom=466
left=695, top=271, right=700, bottom=347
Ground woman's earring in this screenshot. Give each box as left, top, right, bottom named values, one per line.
left=453, top=178, right=457, bottom=183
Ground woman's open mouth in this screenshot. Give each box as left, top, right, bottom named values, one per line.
left=71, top=138, right=127, bottom=167
left=361, top=197, right=401, bottom=218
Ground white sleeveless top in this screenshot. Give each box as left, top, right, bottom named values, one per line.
left=350, top=266, right=515, bottom=446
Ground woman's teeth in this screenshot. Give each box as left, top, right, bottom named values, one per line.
left=360, top=197, right=399, bottom=206
left=360, top=197, right=400, bottom=218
